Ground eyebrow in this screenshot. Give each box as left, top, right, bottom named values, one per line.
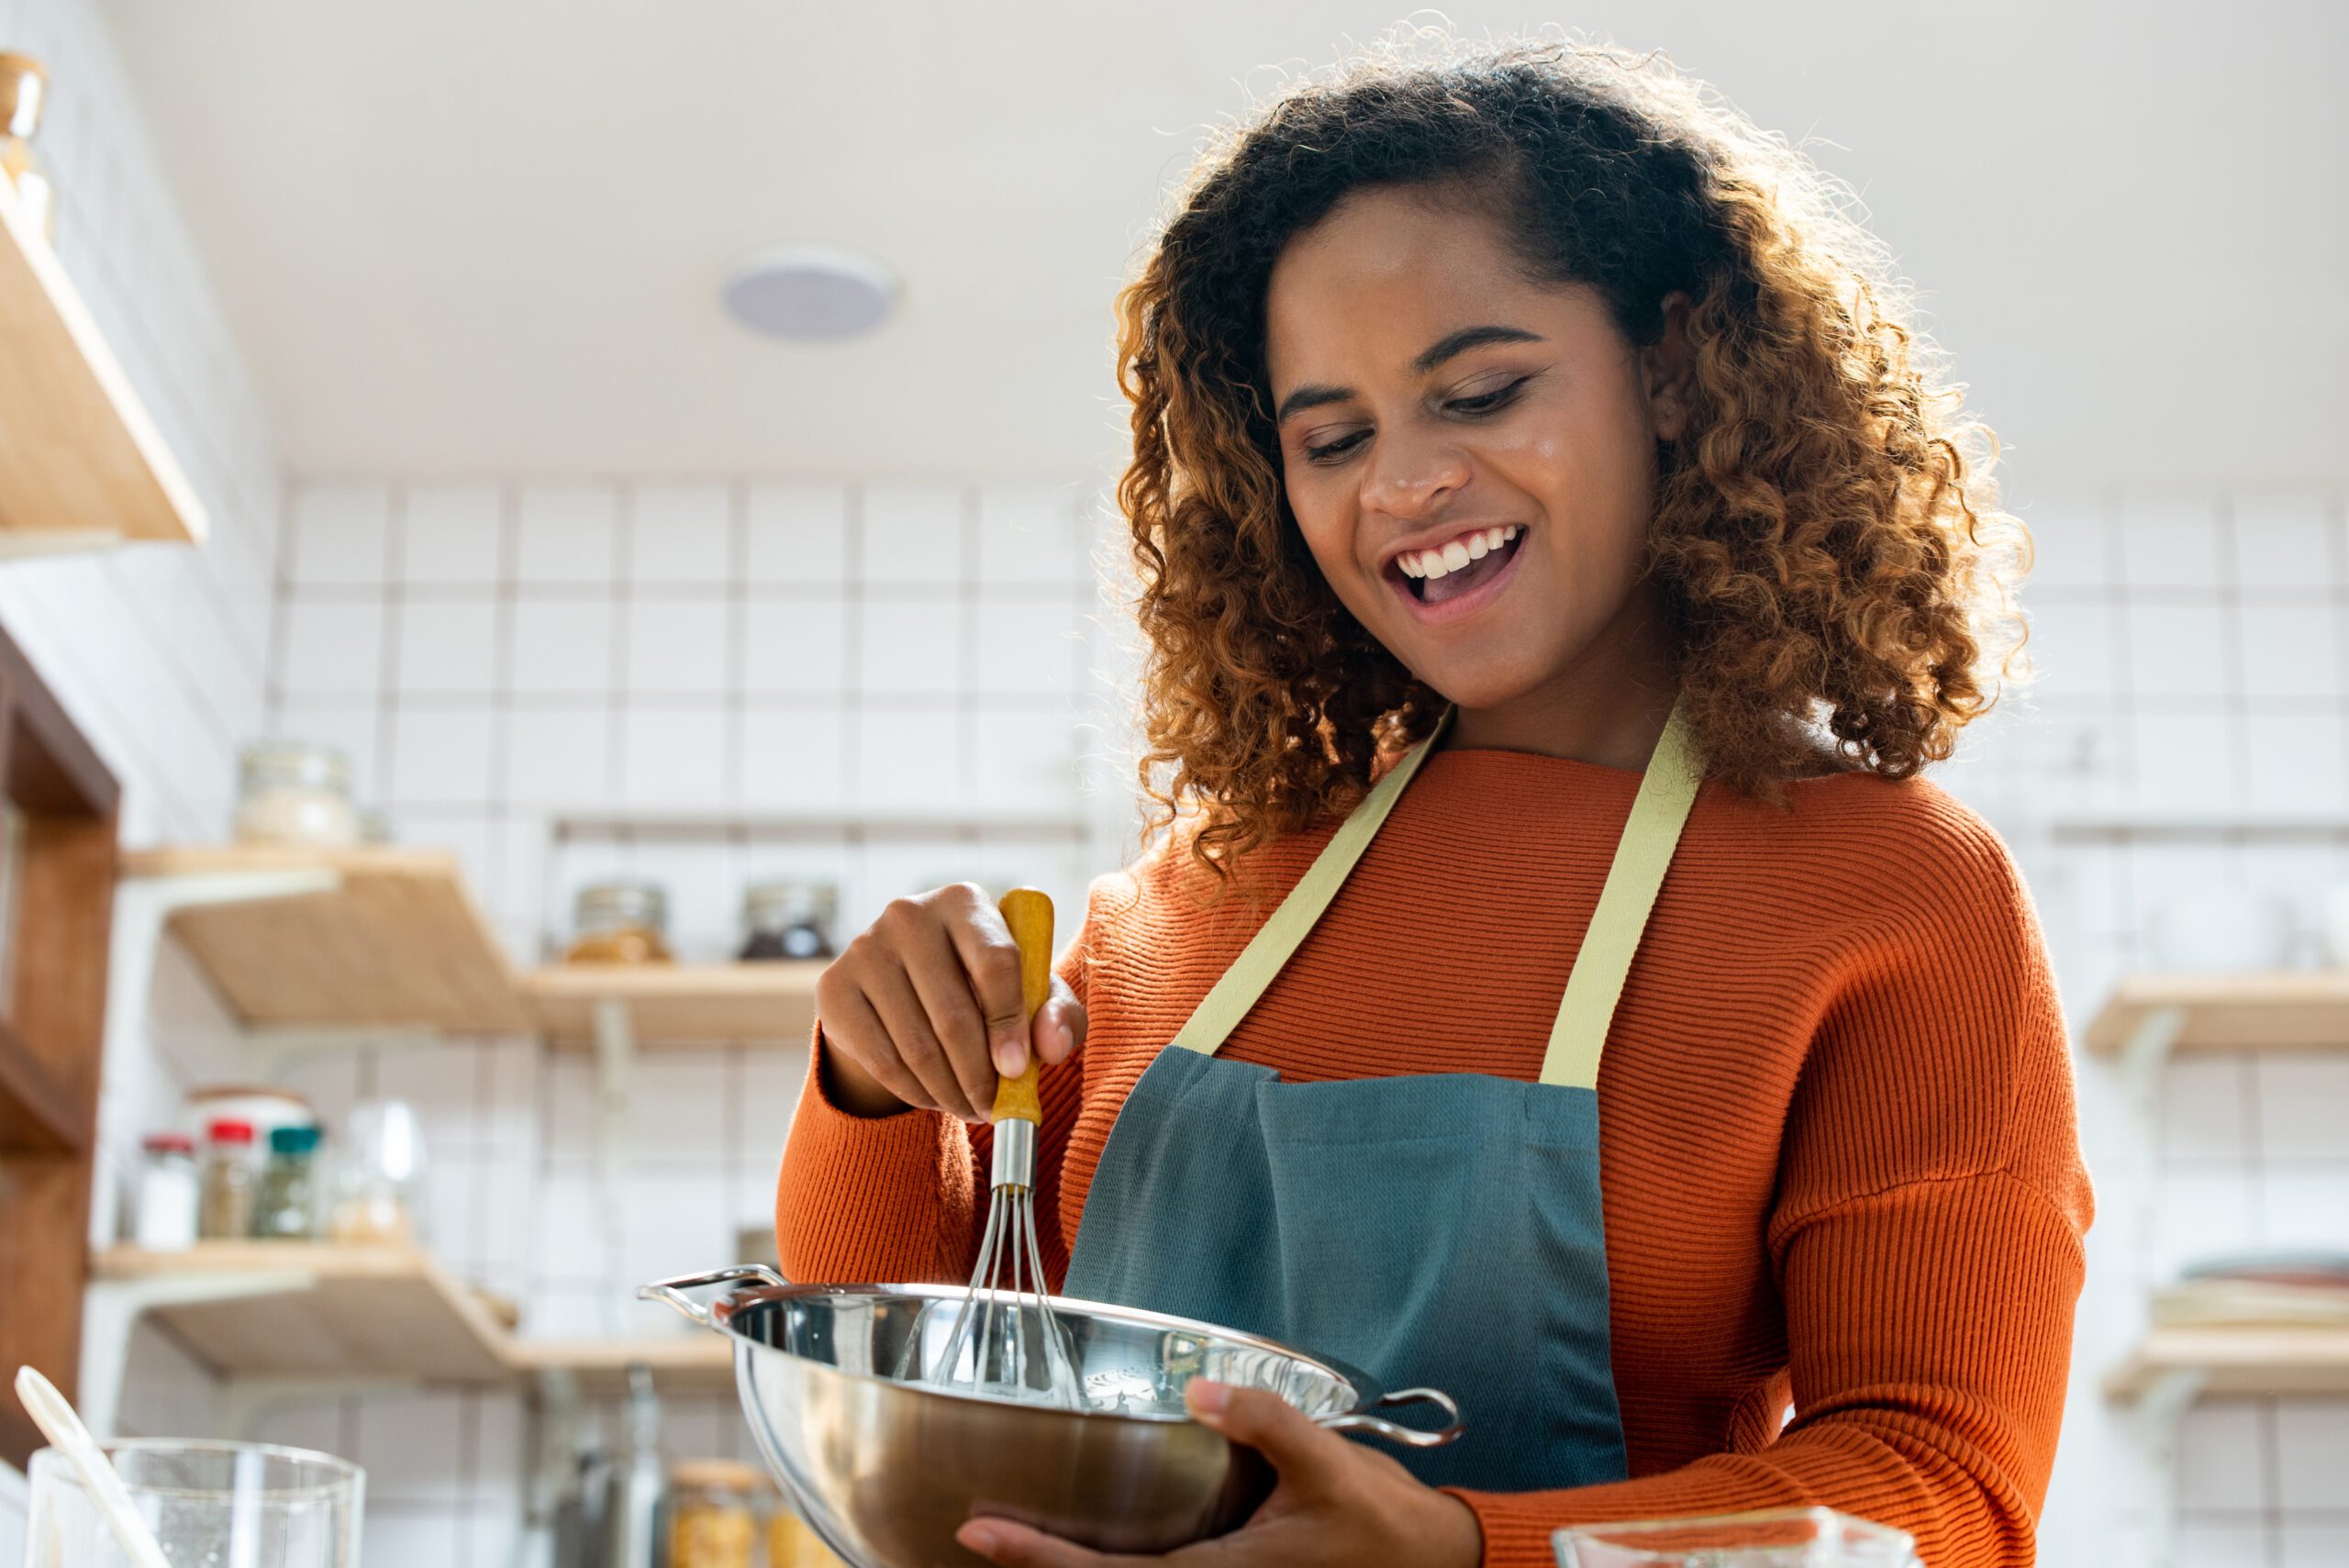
left=1273, top=324, right=1547, bottom=426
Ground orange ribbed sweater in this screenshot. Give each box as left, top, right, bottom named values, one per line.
left=776, top=747, right=2094, bottom=1568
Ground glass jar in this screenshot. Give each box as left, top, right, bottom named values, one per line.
left=0, top=52, right=55, bottom=242
left=667, top=1460, right=763, bottom=1568
left=198, top=1119, right=256, bottom=1240
left=738, top=879, right=838, bottom=962
left=232, top=741, right=359, bottom=848
left=253, top=1124, right=321, bottom=1240
left=565, top=880, right=674, bottom=963
left=328, top=1098, right=422, bottom=1244
left=132, top=1133, right=200, bottom=1251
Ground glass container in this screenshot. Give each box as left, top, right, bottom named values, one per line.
left=669, top=1459, right=763, bottom=1568
left=0, top=52, right=55, bottom=241
left=254, top=1123, right=323, bottom=1240
left=131, top=1132, right=200, bottom=1251
left=198, top=1118, right=257, bottom=1240
left=1553, top=1507, right=1920, bottom=1567
left=565, top=878, right=674, bottom=963
left=328, top=1097, right=423, bottom=1245
left=26, top=1439, right=363, bottom=1568
left=739, top=878, right=838, bottom=962
left=233, top=740, right=360, bottom=848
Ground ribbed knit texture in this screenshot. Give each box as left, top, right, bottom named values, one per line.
left=776, top=748, right=2095, bottom=1568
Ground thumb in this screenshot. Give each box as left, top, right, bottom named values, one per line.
left=1032, top=981, right=1087, bottom=1066
left=1186, top=1379, right=1343, bottom=1482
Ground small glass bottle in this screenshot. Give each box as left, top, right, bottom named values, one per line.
left=667, top=1460, right=763, bottom=1568
left=564, top=880, right=674, bottom=963
left=253, top=1123, right=322, bottom=1240
left=131, top=1132, right=200, bottom=1251
left=232, top=740, right=360, bottom=848
left=198, top=1119, right=257, bottom=1240
left=738, top=880, right=838, bottom=962
left=0, top=52, right=56, bottom=242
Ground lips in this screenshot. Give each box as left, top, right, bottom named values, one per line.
left=1382, top=524, right=1528, bottom=622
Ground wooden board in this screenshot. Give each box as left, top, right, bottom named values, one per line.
left=522, top=962, right=823, bottom=1047
left=504, top=1334, right=735, bottom=1395
left=0, top=168, right=205, bottom=545
left=2083, top=972, right=2349, bottom=1055
left=120, top=846, right=530, bottom=1033
left=2106, top=1325, right=2349, bottom=1399
left=95, top=1243, right=512, bottom=1384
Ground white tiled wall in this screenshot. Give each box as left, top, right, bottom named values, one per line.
left=255, top=473, right=1137, bottom=1563
left=0, top=0, right=288, bottom=1554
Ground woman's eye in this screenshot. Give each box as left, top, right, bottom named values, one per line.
left=1303, top=430, right=1369, bottom=464
left=1299, top=377, right=1530, bottom=464
left=1449, top=376, right=1531, bottom=416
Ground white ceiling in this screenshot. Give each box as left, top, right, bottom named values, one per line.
left=98, top=0, right=2349, bottom=494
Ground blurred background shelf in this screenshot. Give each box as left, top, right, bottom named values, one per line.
left=2106, top=1325, right=2349, bottom=1400
left=92, top=1243, right=513, bottom=1385
left=2083, top=972, right=2349, bottom=1055
left=119, top=846, right=530, bottom=1035
left=521, top=963, right=822, bottom=1048
left=0, top=167, right=206, bottom=551
left=503, top=1335, right=735, bottom=1396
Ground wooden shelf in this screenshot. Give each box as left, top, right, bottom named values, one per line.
left=120, top=846, right=530, bottom=1035
left=2106, top=1324, right=2349, bottom=1399
left=505, top=1334, right=735, bottom=1396
left=2083, top=972, right=2349, bottom=1055
left=95, top=1244, right=512, bottom=1384
left=0, top=163, right=206, bottom=550
left=522, top=962, right=822, bottom=1047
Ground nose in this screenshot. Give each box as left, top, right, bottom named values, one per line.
left=1358, top=426, right=1470, bottom=524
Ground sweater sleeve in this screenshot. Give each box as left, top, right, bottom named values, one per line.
left=1449, top=801, right=2095, bottom=1568
left=774, top=884, right=1100, bottom=1288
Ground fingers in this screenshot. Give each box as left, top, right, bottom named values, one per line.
left=1186, top=1380, right=1342, bottom=1486
left=943, top=890, right=1035, bottom=1077
left=954, top=1518, right=1148, bottom=1568
left=1034, top=977, right=1088, bottom=1067
left=858, top=955, right=980, bottom=1121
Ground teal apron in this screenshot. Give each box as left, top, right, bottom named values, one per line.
left=1061, top=698, right=1702, bottom=1492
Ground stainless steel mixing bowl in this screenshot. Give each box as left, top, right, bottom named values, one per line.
left=641, top=1266, right=1464, bottom=1568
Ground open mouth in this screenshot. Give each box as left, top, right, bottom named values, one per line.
left=1389, top=525, right=1525, bottom=609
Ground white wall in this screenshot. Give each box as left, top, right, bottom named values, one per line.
left=0, top=0, right=288, bottom=1552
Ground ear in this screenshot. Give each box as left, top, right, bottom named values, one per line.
left=1642, top=290, right=1698, bottom=443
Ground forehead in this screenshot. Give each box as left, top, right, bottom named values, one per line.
left=1263, top=183, right=1600, bottom=385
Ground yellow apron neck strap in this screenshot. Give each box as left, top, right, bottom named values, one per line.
left=1167, top=706, right=1457, bottom=1056
left=1168, top=695, right=1704, bottom=1084
left=1535, top=697, right=1702, bottom=1089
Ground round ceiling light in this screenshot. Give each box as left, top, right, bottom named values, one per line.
left=721, top=242, right=900, bottom=341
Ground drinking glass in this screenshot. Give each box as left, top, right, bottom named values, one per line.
left=1554, top=1506, right=1919, bottom=1567
left=24, top=1439, right=364, bottom=1567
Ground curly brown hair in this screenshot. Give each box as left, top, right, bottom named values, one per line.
left=1109, top=27, right=2029, bottom=878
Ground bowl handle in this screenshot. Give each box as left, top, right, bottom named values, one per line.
left=1316, top=1386, right=1464, bottom=1449
left=638, top=1265, right=786, bottom=1329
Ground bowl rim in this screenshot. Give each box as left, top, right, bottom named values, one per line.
left=709, top=1279, right=1390, bottom=1425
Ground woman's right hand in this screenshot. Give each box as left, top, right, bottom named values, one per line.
left=813, top=883, right=1088, bottom=1121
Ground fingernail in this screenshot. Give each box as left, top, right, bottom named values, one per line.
left=994, top=1039, right=1027, bottom=1077
left=958, top=1523, right=998, bottom=1555
left=1186, top=1377, right=1230, bottom=1416
left=1052, top=1018, right=1074, bottom=1058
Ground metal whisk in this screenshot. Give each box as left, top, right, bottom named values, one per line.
left=911, top=887, right=1085, bottom=1408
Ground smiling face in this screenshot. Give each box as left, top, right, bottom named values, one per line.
left=1264, top=182, right=1694, bottom=737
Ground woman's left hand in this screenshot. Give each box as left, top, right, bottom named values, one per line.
left=952, top=1377, right=1483, bottom=1568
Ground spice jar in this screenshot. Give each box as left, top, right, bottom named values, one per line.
left=667, top=1460, right=763, bottom=1568
left=738, top=880, right=838, bottom=962
left=198, top=1119, right=257, bottom=1240
left=328, top=1098, right=422, bottom=1244
left=564, top=880, right=674, bottom=963
left=131, top=1133, right=200, bottom=1251
left=253, top=1124, right=322, bottom=1240
left=232, top=740, right=360, bottom=848
left=0, top=52, right=55, bottom=241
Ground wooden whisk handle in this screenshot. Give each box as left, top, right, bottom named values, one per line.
left=991, top=887, right=1052, bottom=1126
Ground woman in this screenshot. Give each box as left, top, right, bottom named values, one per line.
left=778, top=32, right=2091, bottom=1568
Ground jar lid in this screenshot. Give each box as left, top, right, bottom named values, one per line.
left=668, top=1458, right=767, bottom=1493
left=238, top=740, right=352, bottom=794
left=141, top=1132, right=195, bottom=1154
left=742, top=879, right=838, bottom=919
left=269, top=1124, right=323, bottom=1154
left=575, top=879, right=669, bottom=927
left=188, top=1084, right=317, bottom=1112
left=206, top=1119, right=256, bottom=1143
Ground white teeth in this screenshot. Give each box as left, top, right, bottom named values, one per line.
left=1441, top=540, right=1471, bottom=572
left=1504, top=525, right=1520, bottom=541
left=1485, top=527, right=1507, bottom=550
left=1419, top=549, right=1451, bottom=579
left=1465, top=534, right=1489, bottom=561
left=1399, top=555, right=1424, bottom=578
left=1397, top=527, right=1523, bottom=585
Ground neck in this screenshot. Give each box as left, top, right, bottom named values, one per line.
left=1438, top=582, right=1679, bottom=770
